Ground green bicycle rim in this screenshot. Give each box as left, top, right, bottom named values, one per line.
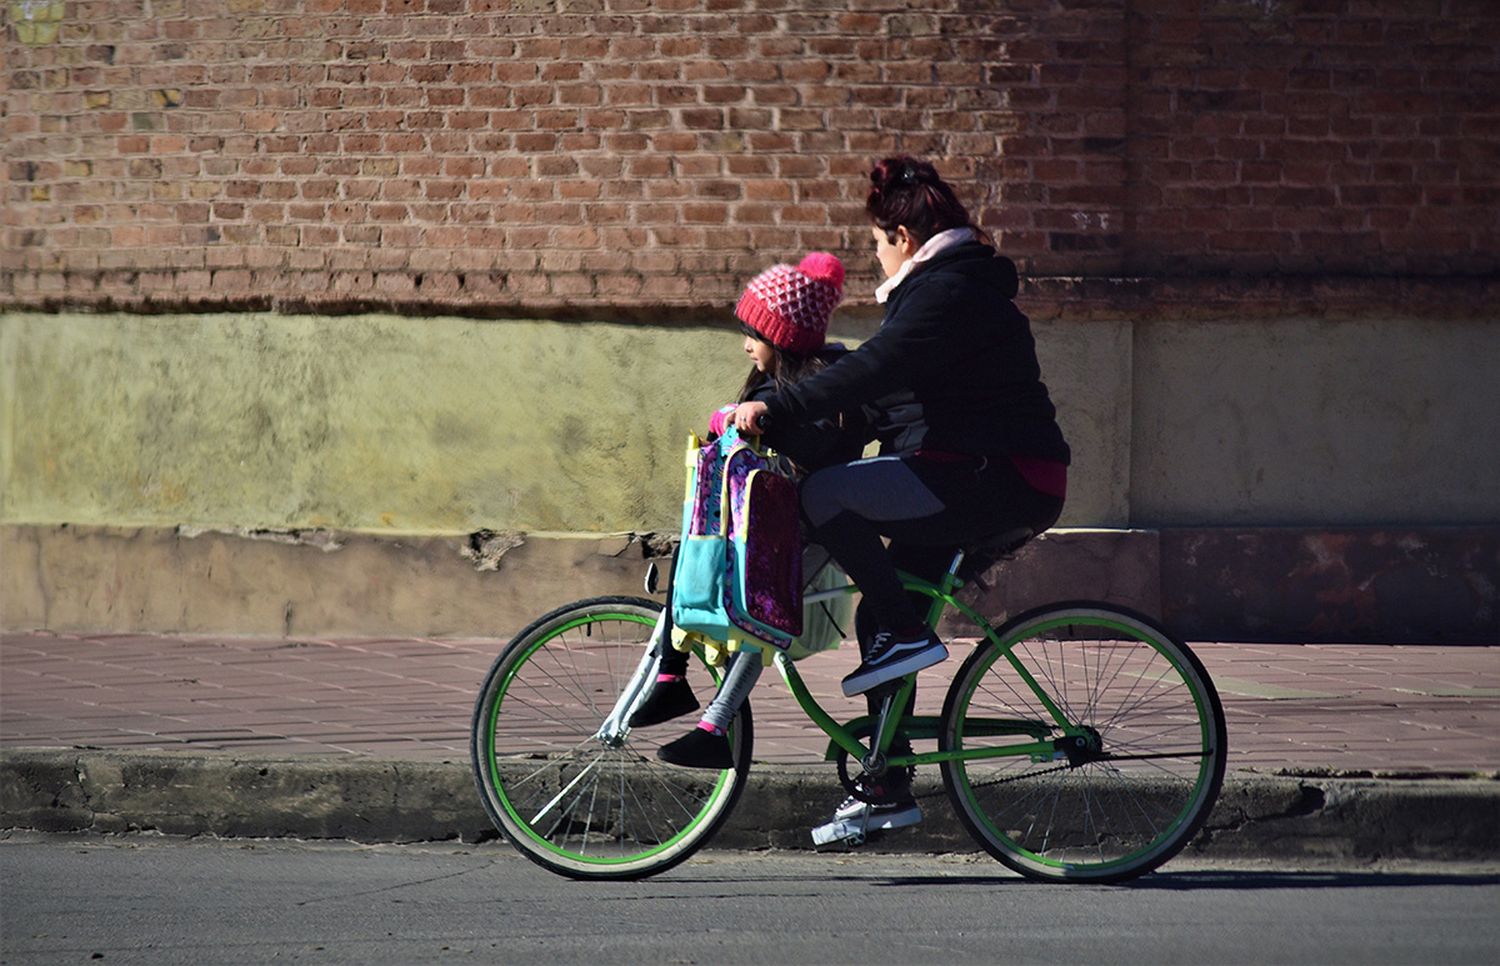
left=482, top=611, right=738, bottom=868
left=949, top=609, right=1219, bottom=877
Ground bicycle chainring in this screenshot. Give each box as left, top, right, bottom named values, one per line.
left=834, top=723, right=917, bottom=804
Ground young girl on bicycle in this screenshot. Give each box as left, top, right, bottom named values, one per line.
left=734, top=157, right=1070, bottom=840
left=630, top=252, right=870, bottom=769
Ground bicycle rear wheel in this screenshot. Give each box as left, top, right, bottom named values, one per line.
left=940, top=602, right=1226, bottom=883
left=471, top=596, right=752, bottom=880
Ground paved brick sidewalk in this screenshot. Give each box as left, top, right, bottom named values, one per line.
left=2, top=630, right=1497, bottom=776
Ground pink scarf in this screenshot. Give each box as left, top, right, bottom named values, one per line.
left=874, top=227, right=977, bottom=304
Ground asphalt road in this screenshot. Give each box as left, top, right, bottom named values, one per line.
left=2, top=833, right=1498, bottom=965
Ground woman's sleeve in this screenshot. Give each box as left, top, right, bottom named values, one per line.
left=746, top=385, right=861, bottom=469
left=763, top=283, right=948, bottom=427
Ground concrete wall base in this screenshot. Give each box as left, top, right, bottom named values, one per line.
left=3, top=523, right=1495, bottom=643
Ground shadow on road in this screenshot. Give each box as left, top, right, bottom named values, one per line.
left=1117, top=869, right=1500, bottom=890
left=864, top=870, right=1500, bottom=890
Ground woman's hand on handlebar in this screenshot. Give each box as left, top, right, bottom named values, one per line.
left=734, top=400, right=770, bottom=435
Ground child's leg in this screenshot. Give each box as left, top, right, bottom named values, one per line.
left=655, top=651, right=760, bottom=769
left=698, top=650, right=763, bottom=733
left=656, top=631, right=691, bottom=676
left=629, top=623, right=699, bottom=727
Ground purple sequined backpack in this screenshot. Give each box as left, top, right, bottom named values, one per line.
left=671, top=426, right=803, bottom=649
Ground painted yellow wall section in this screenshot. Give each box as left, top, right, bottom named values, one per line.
left=1131, top=317, right=1500, bottom=527
left=0, top=312, right=764, bottom=532
left=1, top=311, right=1131, bottom=535
left=4, top=310, right=1496, bottom=541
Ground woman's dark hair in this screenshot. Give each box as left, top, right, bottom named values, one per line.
left=737, top=322, right=829, bottom=401
left=866, top=156, right=988, bottom=246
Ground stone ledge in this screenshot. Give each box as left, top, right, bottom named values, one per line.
left=3, top=523, right=1495, bottom=643
left=1157, top=527, right=1499, bottom=645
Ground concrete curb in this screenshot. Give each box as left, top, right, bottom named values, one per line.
left=3, top=748, right=1497, bottom=863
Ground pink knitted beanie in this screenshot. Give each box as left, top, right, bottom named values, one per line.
left=734, top=252, right=845, bottom=354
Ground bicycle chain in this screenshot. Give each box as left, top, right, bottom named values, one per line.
left=909, top=761, right=1074, bottom=800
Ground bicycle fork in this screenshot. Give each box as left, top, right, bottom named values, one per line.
left=593, top=609, right=668, bottom=746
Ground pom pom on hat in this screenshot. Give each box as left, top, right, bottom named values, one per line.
left=735, top=251, right=845, bottom=354
left=796, top=251, right=845, bottom=291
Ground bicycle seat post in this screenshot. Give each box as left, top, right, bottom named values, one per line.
left=866, top=693, right=895, bottom=775
left=939, top=549, right=966, bottom=594
left=863, top=677, right=914, bottom=776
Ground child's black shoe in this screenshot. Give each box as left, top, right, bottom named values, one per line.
left=655, top=727, right=734, bottom=770
left=628, top=677, right=700, bottom=727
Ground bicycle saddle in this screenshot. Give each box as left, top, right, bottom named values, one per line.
left=956, top=527, right=1035, bottom=583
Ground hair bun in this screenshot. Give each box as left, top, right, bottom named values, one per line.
left=796, top=251, right=845, bottom=292
left=866, top=155, right=974, bottom=243
left=871, top=156, right=933, bottom=193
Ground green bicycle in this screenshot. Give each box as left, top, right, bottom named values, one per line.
left=470, top=545, right=1227, bottom=883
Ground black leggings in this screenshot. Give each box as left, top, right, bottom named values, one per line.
left=801, top=453, right=1063, bottom=641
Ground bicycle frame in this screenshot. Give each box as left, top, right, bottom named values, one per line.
left=606, top=548, right=1088, bottom=771
left=779, top=552, right=1077, bottom=773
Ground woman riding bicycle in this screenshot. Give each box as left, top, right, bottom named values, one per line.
left=473, top=167, right=1229, bottom=874
left=735, top=156, right=1072, bottom=833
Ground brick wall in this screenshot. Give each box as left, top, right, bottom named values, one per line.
left=4, top=0, right=1498, bottom=318
left=1124, top=0, right=1499, bottom=277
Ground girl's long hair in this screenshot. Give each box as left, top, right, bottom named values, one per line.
left=737, top=323, right=828, bottom=401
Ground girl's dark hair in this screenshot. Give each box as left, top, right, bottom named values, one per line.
left=866, top=156, right=989, bottom=246
left=737, top=322, right=828, bottom=401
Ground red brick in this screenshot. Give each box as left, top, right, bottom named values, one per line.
left=0, top=1, right=1491, bottom=312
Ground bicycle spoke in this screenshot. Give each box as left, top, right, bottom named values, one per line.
left=495, top=736, right=602, bottom=791
left=530, top=751, right=606, bottom=824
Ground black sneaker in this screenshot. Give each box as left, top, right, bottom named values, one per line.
left=840, top=630, right=948, bottom=697
left=628, top=677, right=700, bottom=727
left=655, top=727, right=734, bottom=770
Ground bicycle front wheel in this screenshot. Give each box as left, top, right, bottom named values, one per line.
left=940, top=603, right=1226, bottom=883
left=470, top=596, right=752, bottom=880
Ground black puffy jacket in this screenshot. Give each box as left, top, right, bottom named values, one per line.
left=742, top=345, right=870, bottom=476
left=763, top=242, right=1070, bottom=464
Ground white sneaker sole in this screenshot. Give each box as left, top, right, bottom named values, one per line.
left=812, top=803, right=923, bottom=846
left=840, top=643, right=949, bottom=696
